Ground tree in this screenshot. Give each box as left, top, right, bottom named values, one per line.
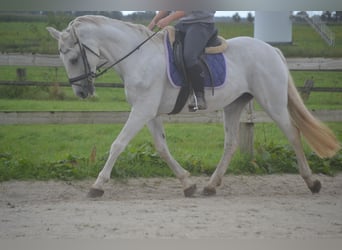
left=321, top=11, right=332, bottom=22
left=247, top=12, right=254, bottom=23
left=126, top=11, right=156, bottom=21
left=109, top=11, right=123, bottom=20
left=232, top=12, right=241, bottom=23
left=296, top=11, right=308, bottom=17
left=333, top=11, right=342, bottom=22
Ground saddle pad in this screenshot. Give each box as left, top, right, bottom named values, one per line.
left=164, top=32, right=228, bottom=89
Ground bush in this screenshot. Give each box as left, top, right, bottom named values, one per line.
left=49, top=84, right=66, bottom=100
left=113, top=142, right=172, bottom=178
left=0, top=84, right=68, bottom=100
left=253, top=142, right=298, bottom=174
left=1, top=142, right=341, bottom=181
left=251, top=142, right=342, bottom=175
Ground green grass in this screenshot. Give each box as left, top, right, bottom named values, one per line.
left=0, top=124, right=225, bottom=168
left=216, top=22, right=342, bottom=57
left=1, top=122, right=341, bottom=181
left=0, top=21, right=341, bottom=57
left=277, top=23, right=342, bottom=57
left=291, top=71, right=342, bottom=110
left=0, top=88, right=130, bottom=111
left=0, top=69, right=341, bottom=111
left=0, top=22, right=57, bottom=54
left=217, top=22, right=254, bottom=38
left=0, top=65, right=121, bottom=83
left=0, top=65, right=129, bottom=111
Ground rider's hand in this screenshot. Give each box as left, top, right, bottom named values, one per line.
left=156, top=17, right=171, bottom=29
left=147, top=21, right=156, bottom=30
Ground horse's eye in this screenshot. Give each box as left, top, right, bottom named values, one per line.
left=70, top=57, right=78, bottom=65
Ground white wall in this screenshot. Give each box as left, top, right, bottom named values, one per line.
left=254, top=11, right=292, bottom=44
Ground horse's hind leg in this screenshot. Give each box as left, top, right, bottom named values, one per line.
left=203, top=93, right=253, bottom=196
left=268, top=110, right=321, bottom=193
left=147, top=117, right=197, bottom=197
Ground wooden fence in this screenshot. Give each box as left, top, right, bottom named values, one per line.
left=1, top=55, right=341, bottom=155
left=1, top=54, right=342, bottom=71
left=1, top=110, right=342, bottom=125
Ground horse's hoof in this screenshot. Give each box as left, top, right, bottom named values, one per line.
left=309, top=179, right=321, bottom=194
left=183, top=184, right=197, bottom=197
left=87, top=188, right=104, bottom=198
left=202, top=186, right=216, bottom=196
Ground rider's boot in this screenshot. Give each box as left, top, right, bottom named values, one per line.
left=187, top=63, right=207, bottom=112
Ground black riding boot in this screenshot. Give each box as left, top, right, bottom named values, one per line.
left=187, top=63, right=207, bottom=111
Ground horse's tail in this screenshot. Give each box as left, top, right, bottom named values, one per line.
left=287, top=74, right=340, bottom=157
left=273, top=47, right=341, bottom=158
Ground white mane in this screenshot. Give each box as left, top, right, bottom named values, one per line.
left=68, top=15, right=156, bottom=39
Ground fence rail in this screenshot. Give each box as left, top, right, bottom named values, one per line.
left=0, top=80, right=123, bottom=88
left=1, top=80, right=342, bottom=93
left=1, top=110, right=341, bottom=125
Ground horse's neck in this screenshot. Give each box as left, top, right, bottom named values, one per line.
left=96, top=20, right=159, bottom=72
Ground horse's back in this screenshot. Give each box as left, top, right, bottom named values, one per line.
left=225, top=36, right=282, bottom=62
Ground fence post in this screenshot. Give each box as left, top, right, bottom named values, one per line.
left=239, top=101, right=254, bottom=156
left=16, top=68, right=26, bottom=81
left=301, top=78, right=314, bottom=102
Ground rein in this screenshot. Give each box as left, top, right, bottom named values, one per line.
left=95, top=28, right=161, bottom=78
left=69, top=26, right=160, bottom=86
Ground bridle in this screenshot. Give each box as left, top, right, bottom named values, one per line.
left=67, top=25, right=160, bottom=89
left=67, top=35, right=99, bottom=88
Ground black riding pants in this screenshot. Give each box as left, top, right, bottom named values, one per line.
left=174, top=22, right=216, bottom=68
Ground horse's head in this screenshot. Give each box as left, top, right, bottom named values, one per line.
left=47, top=25, right=100, bottom=99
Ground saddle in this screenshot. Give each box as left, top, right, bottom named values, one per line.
left=164, top=27, right=228, bottom=115
left=165, top=26, right=228, bottom=54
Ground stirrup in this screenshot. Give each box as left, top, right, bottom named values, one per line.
left=188, top=90, right=207, bottom=112
left=188, top=93, right=199, bottom=112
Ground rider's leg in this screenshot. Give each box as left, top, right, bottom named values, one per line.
left=180, top=22, right=215, bottom=111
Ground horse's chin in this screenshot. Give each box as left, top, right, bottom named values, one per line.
left=73, top=90, right=87, bottom=99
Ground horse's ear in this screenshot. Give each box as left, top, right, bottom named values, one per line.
left=46, top=27, right=61, bottom=40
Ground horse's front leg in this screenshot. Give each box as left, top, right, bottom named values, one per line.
left=147, top=117, right=197, bottom=197
left=88, top=110, right=153, bottom=197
